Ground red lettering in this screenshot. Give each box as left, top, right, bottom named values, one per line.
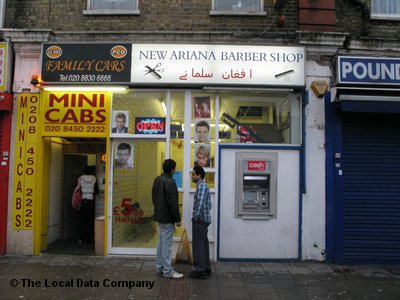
left=29, top=116, right=37, bottom=124
left=49, top=93, right=69, bottom=107
left=26, top=188, right=33, bottom=196
left=16, top=181, right=23, bottom=193
left=95, top=110, right=106, bottom=123
left=45, top=108, right=60, bottom=122
left=79, top=94, right=97, bottom=108
left=61, top=109, right=79, bottom=123
left=80, top=109, right=94, bottom=122
left=17, top=163, right=24, bottom=176
left=16, top=197, right=22, bottom=209
left=15, top=215, right=22, bottom=227
left=19, top=96, right=28, bottom=108
left=30, top=95, right=38, bottom=103
left=18, top=129, right=25, bottom=142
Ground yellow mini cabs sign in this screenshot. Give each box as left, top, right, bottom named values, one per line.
left=41, top=91, right=111, bottom=137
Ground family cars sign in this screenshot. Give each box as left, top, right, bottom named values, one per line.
left=41, top=43, right=132, bottom=83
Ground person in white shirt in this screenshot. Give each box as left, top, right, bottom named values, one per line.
left=78, top=165, right=99, bottom=243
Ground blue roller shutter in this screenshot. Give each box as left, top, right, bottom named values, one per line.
left=340, top=112, right=400, bottom=263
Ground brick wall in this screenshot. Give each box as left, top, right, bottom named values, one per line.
left=336, top=0, right=400, bottom=39
left=4, top=0, right=298, bottom=36
left=298, top=0, right=337, bottom=31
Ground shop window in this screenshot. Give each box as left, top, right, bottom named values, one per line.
left=84, top=0, right=139, bottom=15
left=111, top=140, right=166, bottom=248
left=218, top=90, right=301, bottom=144
left=111, top=91, right=166, bottom=136
left=371, top=0, right=400, bottom=20
left=170, top=92, right=185, bottom=238
left=211, top=0, right=266, bottom=15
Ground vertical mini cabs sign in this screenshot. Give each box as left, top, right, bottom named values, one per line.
left=13, top=94, right=40, bottom=230
left=41, top=91, right=111, bottom=137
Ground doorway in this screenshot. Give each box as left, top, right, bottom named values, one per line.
left=43, top=138, right=106, bottom=255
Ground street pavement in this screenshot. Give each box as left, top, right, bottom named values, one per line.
left=1, top=254, right=400, bottom=299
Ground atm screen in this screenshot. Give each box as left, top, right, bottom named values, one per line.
left=244, top=190, right=258, bottom=202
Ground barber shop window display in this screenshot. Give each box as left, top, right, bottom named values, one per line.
left=110, top=91, right=167, bottom=249
left=191, top=94, right=216, bottom=189
left=218, top=90, right=301, bottom=144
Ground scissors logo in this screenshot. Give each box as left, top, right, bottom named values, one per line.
left=144, top=63, right=164, bottom=80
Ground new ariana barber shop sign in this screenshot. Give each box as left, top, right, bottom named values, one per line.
left=131, top=44, right=305, bottom=87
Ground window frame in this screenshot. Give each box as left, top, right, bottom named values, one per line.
left=210, top=0, right=267, bottom=16
left=83, top=0, right=140, bottom=16
left=371, top=0, right=400, bottom=20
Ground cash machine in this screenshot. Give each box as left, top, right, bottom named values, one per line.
left=235, top=152, right=278, bottom=219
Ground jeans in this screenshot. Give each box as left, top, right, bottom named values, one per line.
left=156, top=222, right=175, bottom=277
left=192, top=220, right=211, bottom=272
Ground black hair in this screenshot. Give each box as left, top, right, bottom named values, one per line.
left=163, top=159, right=176, bottom=174
left=117, top=142, right=131, bottom=154
left=85, top=165, right=96, bottom=175
left=193, top=166, right=205, bottom=179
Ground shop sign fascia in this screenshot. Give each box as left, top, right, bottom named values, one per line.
left=337, top=56, right=400, bottom=86
left=131, top=44, right=305, bottom=87
left=40, top=90, right=111, bottom=137
left=12, top=94, right=40, bottom=230
left=41, top=43, right=132, bottom=84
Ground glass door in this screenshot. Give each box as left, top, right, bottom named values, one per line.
left=108, top=90, right=167, bottom=255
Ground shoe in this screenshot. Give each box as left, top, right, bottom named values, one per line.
left=190, top=271, right=206, bottom=279
left=206, top=268, right=212, bottom=277
left=169, top=271, right=184, bottom=279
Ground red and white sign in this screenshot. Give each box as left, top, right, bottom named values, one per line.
left=247, top=160, right=266, bottom=171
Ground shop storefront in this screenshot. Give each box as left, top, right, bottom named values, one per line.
left=326, top=56, right=400, bottom=264
left=12, top=43, right=306, bottom=259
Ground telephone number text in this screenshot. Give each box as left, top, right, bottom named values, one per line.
left=59, top=74, right=112, bottom=82
left=45, top=125, right=106, bottom=133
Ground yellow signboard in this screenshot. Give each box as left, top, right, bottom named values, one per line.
left=41, top=91, right=111, bottom=137
left=12, top=94, right=40, bottom=230
left=0, top=43, right=10, bottom=92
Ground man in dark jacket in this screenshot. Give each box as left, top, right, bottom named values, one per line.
left=152, top=159, right=183, bottom=279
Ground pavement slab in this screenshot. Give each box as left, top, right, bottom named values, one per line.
left=1, top=255, right=400, bottom=299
